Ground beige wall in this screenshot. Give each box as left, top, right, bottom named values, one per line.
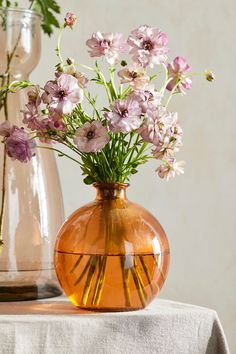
left=28, top=0, right=235, bottom=351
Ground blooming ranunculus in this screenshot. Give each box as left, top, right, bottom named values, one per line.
left=128, top=25, right=168, bottom=68
left=152, top=113, right=183, bottom=159
left=166, top=56, right=192, bottom=92
left=74, top=121, right=109, bottom=153
left=42, top=74, right=83, bottom=114
left=156, top=157, right=184, bottom=180
left=118, top=66, right=149, bottom=90
left=138, top=106, right=175, bottom=146
left=64, top=12, right=77, bottom=28
left=86, top=32, right=127, bottom=65
left=5, top=126, right=36, bottom=162
left=130, top=86, right=162, bottom=113
left=104, top=98, right=142, bottom=133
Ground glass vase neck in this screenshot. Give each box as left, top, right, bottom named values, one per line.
left=0, top=7, right=41, bottom=77
left=94, top=183, right=129, bottom=200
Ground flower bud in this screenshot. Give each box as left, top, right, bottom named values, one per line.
left=66, top=57, right=75, bottom=65
left=120, top=60, right=128, bottom=67
left=205, top=71, right=215, bottom=82
left=55, top=62, right=64, bottom=72
left=64, top=12, right=77, bottom=28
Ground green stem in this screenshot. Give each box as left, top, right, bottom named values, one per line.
left=75, top=62, right=95, bottom=72
left=56, top=26, right=64, bottom=64
left=109, top=67, right=118, bottom=100
left=38, top=145, right=83, bottom=166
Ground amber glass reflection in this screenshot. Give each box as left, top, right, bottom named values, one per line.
left=55, top=183, right=170, bottom=311
left=0, top=8, right=64, bottom=301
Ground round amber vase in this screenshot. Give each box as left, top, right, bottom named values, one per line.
left=54, top=183, right=170, bottom=311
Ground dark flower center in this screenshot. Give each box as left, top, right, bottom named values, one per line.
left=87, top=130, right=95, bottom=139
left=143, top=40, right=153, bottom=51
left=121, top=109, right=129, bottom=118
left=100, top=39, right=111, bottom=47
left=58, top=90, right=66, bottom=99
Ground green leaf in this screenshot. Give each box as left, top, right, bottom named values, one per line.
left=83, top=176, right=95, bottom=185
left=30, top=0, right=60, bottom=36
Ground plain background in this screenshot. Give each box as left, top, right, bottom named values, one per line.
left=24, top=0, right=236, bottom=351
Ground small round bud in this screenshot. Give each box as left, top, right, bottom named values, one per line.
left=120, top=60, right=128, bottom=67
left=205, top=71, right=215, bottom=82
left=55, top=63, right=64, bottom=72
left=66, top=57, right=75, bottom=65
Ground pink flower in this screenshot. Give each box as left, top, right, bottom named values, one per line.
left=129, top=86, right=163, bottom=113
left=118, top=66, right=149, bottom=89
left=42, top=74, right=83, bottom=114
left=152, top=113, right=183, bottom=159
left=139, top=106, right=175, bottom=146
left=64, top=12, right=77, bottom=28
left=5, top=126, right=36, bottom=163
left=22, top=108, right=46, bottom=132
left=156, top=157, right=184, bottom=180
left=104, top=98, right=142, bottom=133
left=47, top=110, right=66, bottom=131
left=0, top=121, right=12, bottom=137
left=74, top=121, right=109, bottom=153
left=166, top=56, right=192, bottom=92
left=128, top=25, right=168, bottom=68
left=27, top=86, right=41, bottom=108
left=22, top=86, right=45, bottom=131
left=86, top=32, right=127, bottom=65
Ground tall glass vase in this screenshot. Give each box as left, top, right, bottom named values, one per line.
left=0, top=8, right=64, bottom=301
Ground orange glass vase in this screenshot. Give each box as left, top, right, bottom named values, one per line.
left=54, top=183, right=170, bottom=311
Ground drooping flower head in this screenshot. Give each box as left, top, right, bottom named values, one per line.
left=166, top=56, right=192, bottom=92
left=104, top=98, right=142, bottom=133
left=74, top=121, right=109, bottom=153
left=86, top=32, right=127, bottom=65
left=128, top=25, right=168, bottom=68
left=21, top=86, right=43, bottom=131
left=118, top=66, right=149, bottom=90
left=26, top=86, right=41, bottom=108
left=156, top=157, right=184, bottom=180
left=5, top=126, right=36, bottom=163
left=129, top=86, right=163, bottom=113
left=64, top=12, right=77, bottom=28
left=0, top=121, right=12, bottom=137
left=73, top=71, right=89, bottom=88
left=42, top=73, right=83, bottom=114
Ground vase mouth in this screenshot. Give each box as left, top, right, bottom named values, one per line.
left=0, top=6, right=43, bottom=19
left=93, top=182, right=129, bottom=189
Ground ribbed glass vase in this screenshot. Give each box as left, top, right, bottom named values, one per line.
left=0, top=7, right=64, bottom=301
left=55, top=183, right=170, bottom=312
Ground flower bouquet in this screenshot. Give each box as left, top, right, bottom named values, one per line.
left=0, top=13, right=214, bottom=310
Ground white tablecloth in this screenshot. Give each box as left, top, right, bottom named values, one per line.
left=0, top=296, right=230, bottom=354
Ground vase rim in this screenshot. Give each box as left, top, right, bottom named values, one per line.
left=0, top=6, right=43, bottom=19
left=93, top=182, right=129, bottom=189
